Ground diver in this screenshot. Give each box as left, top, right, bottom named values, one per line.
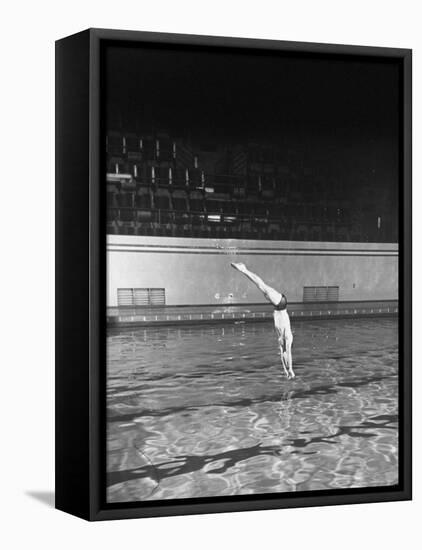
left=231, top=262, right=295, bottom=379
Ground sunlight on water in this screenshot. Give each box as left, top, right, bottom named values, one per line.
left=106, top=318, right=398, bottom=502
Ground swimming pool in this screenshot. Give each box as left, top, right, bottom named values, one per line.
left=106, top=318, right=398, bottom=502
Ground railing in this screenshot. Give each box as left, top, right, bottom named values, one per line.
left=107, top=171, right=277, bottom=193
left=105, top=206, right=389, bottom=242
left=107, top=205, right=354, bottom=225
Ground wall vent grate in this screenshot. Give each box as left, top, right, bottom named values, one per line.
left=303, top=286, right=339, bottom=302
left=117, top=288, right=166, bottom=307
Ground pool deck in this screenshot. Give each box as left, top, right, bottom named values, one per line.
left=107, top=300, right=398, bottom=328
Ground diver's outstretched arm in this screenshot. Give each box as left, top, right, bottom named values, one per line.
left=231, top=262, right=282, bottom=306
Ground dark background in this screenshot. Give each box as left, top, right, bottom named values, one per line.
left=104, top=43, right=400, bottom=241
left=106, top=44, right=399, bottom=172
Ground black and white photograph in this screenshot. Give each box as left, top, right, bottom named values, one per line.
left=104, top=40, right=404, bottom=504
left=3, top=0, right=420, bottom=543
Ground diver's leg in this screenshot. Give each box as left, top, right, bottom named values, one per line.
left=273, top=311, right=290, bottom=379
left=279, top=338, right=290, bottom=379
left=274, top=322, right=290, bottom=379
left=231, top=262, right=282, bottom=306
left=286, top=334, right=295, bottom=379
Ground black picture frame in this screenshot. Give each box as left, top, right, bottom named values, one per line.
left=55, top=28, right=412, bottom=521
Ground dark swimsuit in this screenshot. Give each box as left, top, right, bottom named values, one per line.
left=274, top=294, right=287, bottom=311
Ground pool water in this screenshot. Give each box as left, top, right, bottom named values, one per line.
left=106, top=318, right=399, bottom=502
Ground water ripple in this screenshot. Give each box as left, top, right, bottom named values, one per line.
left=107, top=318, right=398, bottom=502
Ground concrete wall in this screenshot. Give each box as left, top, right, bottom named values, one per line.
left=107, top=235, right=398, bottom=307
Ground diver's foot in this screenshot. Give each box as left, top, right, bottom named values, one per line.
left=282, top=367, right=295, bottom=380
left=231, top=262, right=247, bottom=273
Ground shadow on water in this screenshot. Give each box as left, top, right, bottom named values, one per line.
left=26, top=491, right=55, bottom=508
left=106, top=346, right=398, bottom=394
left=107, top=372, right=397, bottom=423
left=107, top=319, right=399, bottom=499
left=107, top=413, right=397, bottom=489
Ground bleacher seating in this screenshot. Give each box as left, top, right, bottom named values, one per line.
left=105, top=130, right=396, bottom=243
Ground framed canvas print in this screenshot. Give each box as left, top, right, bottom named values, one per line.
left=55, top=29, right=412, bottom=521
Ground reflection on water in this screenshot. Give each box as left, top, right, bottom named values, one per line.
left=107, top=318, right=399, bottom=502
